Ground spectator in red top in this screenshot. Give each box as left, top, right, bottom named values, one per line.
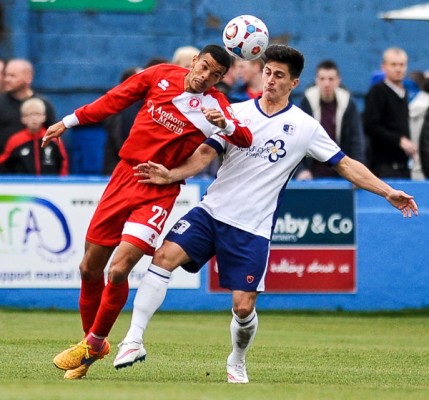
left=0, top=97, right=68, bottom=175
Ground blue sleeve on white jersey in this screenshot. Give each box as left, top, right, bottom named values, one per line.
left=204, top=136, right=225, bottom=155
left=324, top=150, right=346, bottom=166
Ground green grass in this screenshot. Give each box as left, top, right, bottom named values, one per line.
left=1, top=309, right=429, bottom=399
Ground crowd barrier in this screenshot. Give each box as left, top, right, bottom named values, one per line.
left=0, top=176, right=427, bottom=311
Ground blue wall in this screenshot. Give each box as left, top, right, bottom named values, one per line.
left=1, top=179, right=427, bottom=312
left=1, top=0, right=429, bottom=120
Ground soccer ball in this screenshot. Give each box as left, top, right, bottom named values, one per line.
left=222, top=15, right=269, bottom=61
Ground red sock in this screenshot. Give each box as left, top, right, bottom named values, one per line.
left=85, top=332, right=106, bottom=352
left=79, top=276, right=105, bottom=335
left=89, top=279, right=129, bottom=337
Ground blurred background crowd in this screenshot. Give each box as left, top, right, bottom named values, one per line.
left=1, top=0, right=428, bottom=180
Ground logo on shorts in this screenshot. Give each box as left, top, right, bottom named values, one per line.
left=247, top=275, right=255, bottom=284
left=148, top=233, right=156, bottom=245
left=171, top=219, right=191, bottom=234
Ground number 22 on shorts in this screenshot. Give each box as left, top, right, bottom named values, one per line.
left=148, top=205, right=168, bottom=230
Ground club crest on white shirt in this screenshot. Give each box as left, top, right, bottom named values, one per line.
left=187, top=97, right=201, bottom=110
left=283, top=122, right=296, bottom=135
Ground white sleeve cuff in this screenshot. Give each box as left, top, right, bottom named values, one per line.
left=219, top=120, right=235, bottom=136
left=62, top=113, right=80, bottom=128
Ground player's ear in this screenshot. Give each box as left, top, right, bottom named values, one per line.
left=191, top=54, right=199, bottom=67
left=291, top=78, right=300, bottom=90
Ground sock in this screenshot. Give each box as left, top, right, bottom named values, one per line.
left=79, top=276, right=105, bottom=335
left=85, top=332, right=106, bottom=352
left=89, top=279, right=129, bottom=338
left=123, top=264, right=171, bottom=343
left=227, top=308, right=258, bottom=365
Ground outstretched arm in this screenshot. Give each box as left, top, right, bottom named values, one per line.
left=134, top=143, right=219, bottom=184
left=41, top=121, right=67, bottom=148
left=333, top=156, right=418, bottom=218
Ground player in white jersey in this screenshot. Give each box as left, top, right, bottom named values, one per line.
left=113, top=45, right=418, bottom=383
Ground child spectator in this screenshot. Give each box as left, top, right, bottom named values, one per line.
left=0, top=98, right=68, bottom=175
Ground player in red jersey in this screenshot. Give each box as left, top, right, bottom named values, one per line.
left=42, top=44, right=252, bottom=380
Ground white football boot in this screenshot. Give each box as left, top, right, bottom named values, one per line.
left=226, top=360, right=249, bottom=384
left=113, top=341, right=147, bottom=369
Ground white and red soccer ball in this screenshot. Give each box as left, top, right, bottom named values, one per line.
left=222, top=15, right=269, bottom=61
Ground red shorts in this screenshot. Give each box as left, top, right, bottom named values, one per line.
left=86, top=160, right=181, bottom=255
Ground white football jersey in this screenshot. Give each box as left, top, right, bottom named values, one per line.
left=198, top=99, right=344, bottom=239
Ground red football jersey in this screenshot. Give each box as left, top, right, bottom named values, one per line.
left=75, top=64, right=252, bottom=170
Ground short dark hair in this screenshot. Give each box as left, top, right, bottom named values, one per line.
left=263, top=45, right=304, bottom=79
left=316, top=59, right=339, bottom=73
left=199, top=44, right=231, bottom=74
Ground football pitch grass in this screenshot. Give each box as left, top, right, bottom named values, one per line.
left=1, top=309, right=429, bottom=400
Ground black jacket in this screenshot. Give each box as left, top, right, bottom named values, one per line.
left=363, top=82, right=410, bottom=169
left=419, top=106, right=429, bottom=178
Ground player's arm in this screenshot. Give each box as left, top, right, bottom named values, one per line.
left=201, top=105, right=252, bottom=148
left=134, top=143, right=218, bottom=185
left=41, top=120, right=68, bottom=148
left=203, top=92, right=253, bottom=148
left=333, top=155, right=418, bottom=218
left=43, top=69, right=151, bottom=148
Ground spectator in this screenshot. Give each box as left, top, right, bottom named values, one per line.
left=370, top=69, right=422, bottom=103
left=144, top=57, right=168, bottom=68
left=407, top=70, right=425, bottom=103
left=228, top=58, right=264, bottom=103
left=297, top=60, right=366, bottom=179
left=215, top=56, right=239, bottom=101
left=0, top=98, right=68, bottom=175
left=409, top=76, right=429, bottom=180
left=363, top=47, right=415, bottom=178
left=0, top=58, right=6, bottom=93
left=171, top=45, right=200, bottom=69
left=0, top=59, right=56, bottom=153
left=419, top=104, right=429, bottom=179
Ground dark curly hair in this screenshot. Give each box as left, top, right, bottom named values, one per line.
left=199, top=44, right=231, bottom=74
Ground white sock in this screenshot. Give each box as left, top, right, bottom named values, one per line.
left=123, top=264, right=171, bottom=343
left=227, top=308, right=258, bottom=365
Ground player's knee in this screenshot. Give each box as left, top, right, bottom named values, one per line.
left=152, top=245, right=181, bottom=271
left=233, top=304, right=254, bottom=319
left=79, top=261, right=100, bottom=281
left=107, top=263, right=129, bottom=284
